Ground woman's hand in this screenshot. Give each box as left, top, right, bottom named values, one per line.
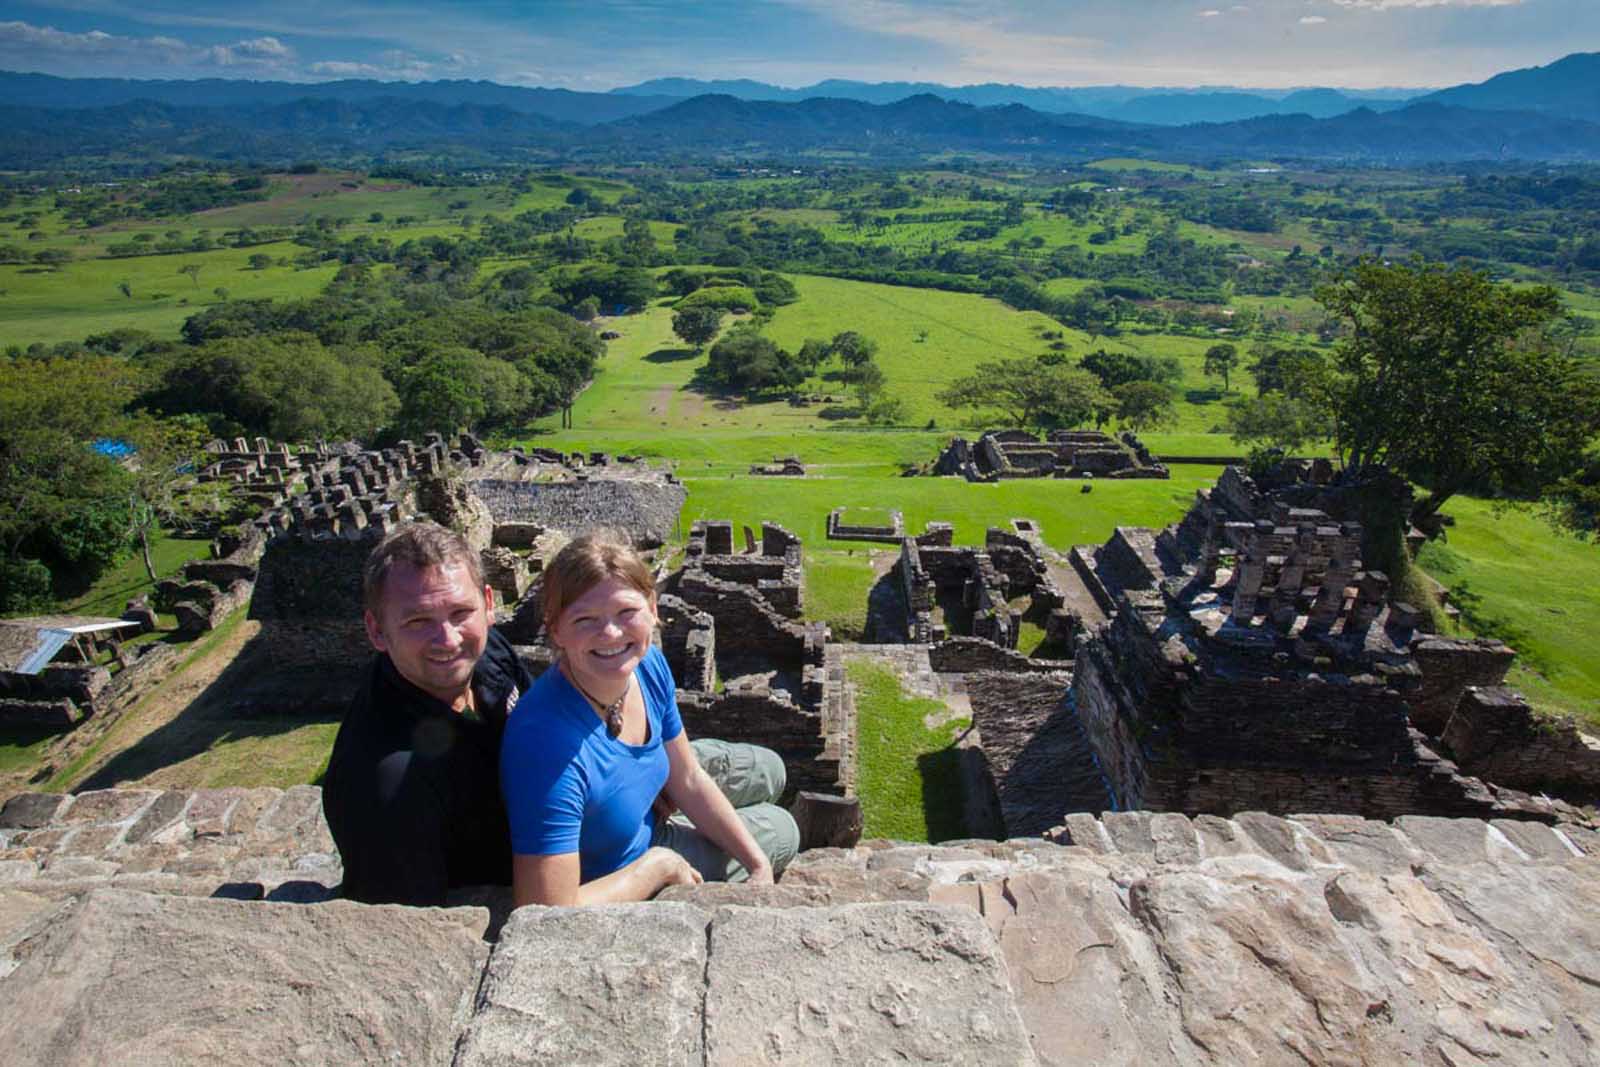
left=744, top=860, right=774, bottom=886
left=646, top=846, right=703, bottom=891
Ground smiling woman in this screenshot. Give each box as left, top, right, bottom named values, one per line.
left=500, top=534, right=800, bottom=907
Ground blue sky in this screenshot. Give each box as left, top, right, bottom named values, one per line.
left=0, top=1, right=1593, bottom=90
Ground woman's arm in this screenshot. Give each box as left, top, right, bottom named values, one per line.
left=661, top=733, right=774, bottom=884
left=512, top=846, right=702, bottom=908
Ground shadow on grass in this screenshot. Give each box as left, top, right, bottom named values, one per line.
left=818, top=405, right=861, bottom=421
left=74, top=628, right=349, bottom=792
left=1185, top=388, right=1226, bottom=404
left=917, top=745, right=969, bottom=843
left=643, top=346, right=699, bottom=364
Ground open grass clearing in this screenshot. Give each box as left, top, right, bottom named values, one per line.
left=1416, top=499, right=1600, bottom=727
left=848, top=658, right=968, bottom=842
left=54, top=533, right=213, bottom=618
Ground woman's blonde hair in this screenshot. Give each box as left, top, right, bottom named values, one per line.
left=541, top=533, right=655, bottom=633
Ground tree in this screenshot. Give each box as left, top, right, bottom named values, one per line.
left=1203, top=343, right=1239, bottom=392
left=247, top=253, right=272, bottom=271
left=178, top=263, right=202, bottom=287
left=937, top=358, right=1111, bottom=432
left=672, top=306, right=725, bottom=352
left=121, top=414, right=208, bottom=581
left=1078, top=349, right=1182, bottom=391
left=829, top=331, right=878, bottom=368
left=1316, top=258, right=1600, bottom=532
left=1113, top=381, right=1177, bottom=432
left=118, top=280, right=133, bottom=299
left=795, top=338, right=830, bottom=372
left=1247, top=344, right=1324, bottom=397
left=704, top=329, right=803, bottom=397
left=1225, top=393, right=1332, bottom=455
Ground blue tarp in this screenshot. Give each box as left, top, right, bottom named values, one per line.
left=92, top=438, right=135, bottom=458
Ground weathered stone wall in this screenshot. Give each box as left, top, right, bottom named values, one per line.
left=6, top=788, right=1600, bottom=1067
left=1409, top=637, right=1517, bottom=734
left=961, top=670, right=1108, bottom=838
left=678, top=689, right=837, bottom=798
left=657, top=594, right=716, bottom=694
left=247, top=537, right=372, bottom=675
left=472, top=478, right=687, bottom=548
left=1442, top=687, right=1600, bottom=801
left=1069, top=594, right=1575, bottom=823
left=928, top=636, right=1069, bottom=675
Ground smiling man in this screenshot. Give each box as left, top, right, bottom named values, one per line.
left=321, top=521, right=535, bottom=905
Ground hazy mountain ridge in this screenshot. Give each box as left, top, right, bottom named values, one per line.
left=1419, top=52, right=1600, bottom=122
left=3, top=53, right=1598, bottom=167
left=613, top=76, right=1418, bottom=125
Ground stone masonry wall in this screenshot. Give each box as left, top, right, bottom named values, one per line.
left=1442, top=687, right=1600, bottom=801
left=5, top=788, right=1600, bottom=1066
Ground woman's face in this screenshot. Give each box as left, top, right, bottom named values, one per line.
left=548, top=575, right=657, bottom=694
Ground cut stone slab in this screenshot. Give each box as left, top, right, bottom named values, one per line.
left=932, top=870, right=1176, bottom=1067
left=0, top=888, right=489, bottom=1067
left=454, top=902, right=709, bottom=1067
left=704, top=901, right=1036, bottom=1066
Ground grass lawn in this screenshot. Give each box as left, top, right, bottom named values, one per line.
left=803, top=551, right=876, bottom=640
left=849, top=659, right=968, bottom=842
left=1416, top=499, right=1600, bottom=727
left=55, top=534, right=213, bottom=618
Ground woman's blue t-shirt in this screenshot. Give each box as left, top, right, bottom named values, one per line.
left=501, top=644, right=683, bottom=883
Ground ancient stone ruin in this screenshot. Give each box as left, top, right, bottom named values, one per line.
left=661, top=520, right=852, bottom=798
left=934, top=429, right=1169, bottom=482
left=1057, top=463, right=1586, bottom=823
left=748, top=456, right=805, bottom=476
left=4, top=784, right=1599, bottom=1065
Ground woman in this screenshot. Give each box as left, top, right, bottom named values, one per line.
left=501, top=534, right=799, bottom=906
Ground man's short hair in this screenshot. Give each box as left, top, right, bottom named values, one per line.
left=362, top=522, right=485, bottom=614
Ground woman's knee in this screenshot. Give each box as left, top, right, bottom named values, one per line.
left=692, top=738, right=787, bottom=807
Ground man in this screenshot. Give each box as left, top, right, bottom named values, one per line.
left=322, top=521, right=534, bottom=905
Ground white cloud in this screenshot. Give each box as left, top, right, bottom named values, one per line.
left=1199, top=9, right=1222, bottom=17
left=1300, top=14, right=1329, bottom=22
left=200, top=35, right=294, bottom=66
left=0, top=19, right=186, bottom=57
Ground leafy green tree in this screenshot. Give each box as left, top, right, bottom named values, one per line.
left=672, top=306, right=725, bottom=352
left=1247, top=344, right=1325, bottom=397
left=1316, top=258, right=1600, bottom=531
left=247, top=253, right=272, bottom=270
left=829, top=331, right=878, bottom=368
left=399, top=351, right=487, bottom=437
left=0, top=355, right=142, bottom=591
left=937, top=358, right=1111, bottom=432
left=705, top=329, right=803, bottom=397
left=1113, top=381, right=1177, bottom=432
left=795, top=338, right=831, bottom=372
left=121, top=414, right=209, bottom=581
left=1203, top=343, right=1239, bottom=392
left=1078, top=349, right=1182, bottom=391
left=1225, top=393, right=1332, bottom=455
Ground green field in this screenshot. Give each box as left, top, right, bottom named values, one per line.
left=1417, top=501, right=1600, bottom=726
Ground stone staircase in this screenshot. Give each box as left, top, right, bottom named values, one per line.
left=4, top=787, right=1599, bottom=1065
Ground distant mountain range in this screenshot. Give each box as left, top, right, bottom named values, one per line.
left=0, top=52, right=1596, bottom=167
left=609, top=78, right=1417, bottom=125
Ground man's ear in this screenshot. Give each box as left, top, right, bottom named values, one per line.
left=363, top=609, right=387, bottom=653
left=482, top=584, right=496, bottom=617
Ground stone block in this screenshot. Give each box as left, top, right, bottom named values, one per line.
left=0, top=889, right=488, bottom=1066
left=455, top=902, right=708, bottom=1067
left=0, top=793, right=69, bottom=830
left=703, top=902, right=1036, bottom=1065
left=59, top=790, right=157, bottom=826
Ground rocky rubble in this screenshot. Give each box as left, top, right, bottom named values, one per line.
left=3, top=787, right=1599, bottom=1065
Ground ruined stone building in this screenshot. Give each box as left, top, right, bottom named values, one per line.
left=1059, top=463, right=1589, bottom=822
left=933, top=429, right=1169, bottom=481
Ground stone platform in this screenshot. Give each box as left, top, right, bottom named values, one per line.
left=3, top=787, right=1599, bottom=1065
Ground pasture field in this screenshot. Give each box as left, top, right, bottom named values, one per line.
left=1416, top=502, right=1600, bottom=727
left=530, top=273, right=1255, bottom=447
left=0, top=240, right=336, bottom=346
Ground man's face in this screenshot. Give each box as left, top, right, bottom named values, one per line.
left=364, top=560, right=495, bottom=708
